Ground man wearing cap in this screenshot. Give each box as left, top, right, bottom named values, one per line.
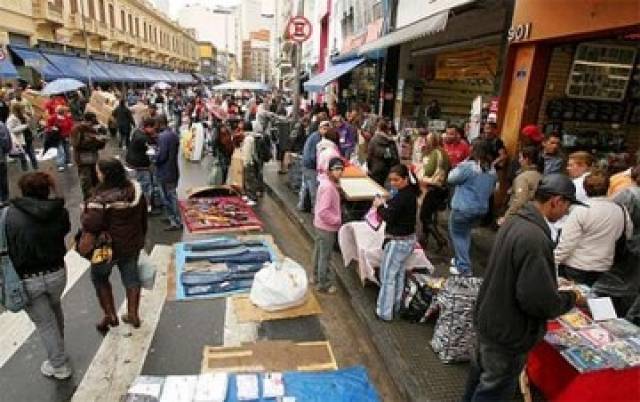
left=463, top=174, right=585, bottom=402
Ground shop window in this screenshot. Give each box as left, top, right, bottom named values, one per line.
left=566, top=43, right=637, bottom=102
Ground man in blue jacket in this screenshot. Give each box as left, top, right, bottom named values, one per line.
left=297, top=120, right=329, bottom=212
left=154, top=114, right=182, bottom=231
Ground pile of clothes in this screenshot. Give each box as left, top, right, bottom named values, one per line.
left=180, top=238, right=272, bottom=297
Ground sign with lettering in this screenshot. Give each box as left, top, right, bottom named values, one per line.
left=508, top=23, right=532, bottom=42
left=287, top=16, right=312, bottom=44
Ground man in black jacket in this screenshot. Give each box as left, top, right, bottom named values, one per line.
left=463, top=174, right=586, bottom=402
left=126, top=117, right=156, bottom=212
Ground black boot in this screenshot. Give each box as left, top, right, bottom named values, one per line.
left=121, top=287, right=141, bottom=328
left=95, top=283, right=119, bottom=334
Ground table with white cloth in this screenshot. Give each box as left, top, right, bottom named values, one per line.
left=338, top=221, right=434, bottom=285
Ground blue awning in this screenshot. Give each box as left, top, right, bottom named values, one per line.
left=303, top=58, right=366, bottom=92
left=41, top=52, right=113, bottom=83
left=8, top=46, right=63, bottom=81
left=0, top=57, right=18, bottom=79
left=93, top=60, right=130, bottom=82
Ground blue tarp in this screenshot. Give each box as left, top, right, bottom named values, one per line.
left=224, top=367, right=381, bottom=402
left=0, top=57, right=18, bottom=79
left=303, top=57, right=366, bottom=92
left=8, top=46, right=64, bottom=81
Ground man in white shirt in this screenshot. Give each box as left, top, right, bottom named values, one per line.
left=566, top=151, right=594, bottom=203
left=555, top=169, right=634, bottom=285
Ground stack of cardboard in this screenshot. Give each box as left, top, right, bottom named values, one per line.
left=22, top=90, right=48, bottom=123
left=85, top=91, right=118, bottom=127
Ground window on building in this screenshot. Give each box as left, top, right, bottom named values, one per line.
left=88, top=0, right=95, bottom=18
left=108, top=4, right=114, bottom=27
left=70, top=0, right=78, bottom=14
left=135, top=17, right=139, bottom=37
left=121, top=10, right=125, bottom=30
left=98, top=0, right=105, bottom=22
left=128, top=14, right=133, bottom=35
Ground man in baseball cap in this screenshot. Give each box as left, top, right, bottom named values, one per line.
left=464, top=172, right=583, bottom=402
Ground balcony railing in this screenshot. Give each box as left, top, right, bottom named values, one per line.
left=32, top=0, right=64, bottom=25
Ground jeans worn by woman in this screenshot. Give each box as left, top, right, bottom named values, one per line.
left=376, top=236, right=415, bottom=320
left=91, top=253, right=141, bottom=289
left=449, top=210, right=483, bottom=275
left=18, top=136, right=38, bottom=171
left=23, top=268, right=68, bottom=369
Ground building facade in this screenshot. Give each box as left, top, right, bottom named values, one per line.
left=197, top=41, right=216, bottom=79
left=0, top=0, right=198, bottom=71
left=242, top=30, right=271, bottom=83
left=216, top=50, right=239, bottom=82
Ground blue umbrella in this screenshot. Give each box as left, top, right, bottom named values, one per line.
left=41, top=78, right=86, bottom=96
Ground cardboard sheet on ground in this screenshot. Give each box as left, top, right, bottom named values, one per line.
left=168, top=235, right=283, bottom=301
left=231, top=292, right=323, bottom=323
left=201, top=341, right=337, bottom=373
left=339, top=177, right=389, bottom=201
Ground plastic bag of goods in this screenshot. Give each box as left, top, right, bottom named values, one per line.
left=250, top=258, right=308, bottom=311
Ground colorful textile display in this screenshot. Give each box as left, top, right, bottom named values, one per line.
left=179, top=197, right=263, bottom=233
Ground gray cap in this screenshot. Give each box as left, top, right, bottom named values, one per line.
left=537, top=174, right=587, bottom=206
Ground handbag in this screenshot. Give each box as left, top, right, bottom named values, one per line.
left=75, top=203, right=113, bottom=265
left=0, top=207, right=29, bottom=312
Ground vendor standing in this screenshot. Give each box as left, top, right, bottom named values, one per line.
left=374, top=164, right=419, bottom=321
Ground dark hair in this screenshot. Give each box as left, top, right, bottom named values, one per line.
left=84, top=112, right=98, bottom=124
left=96, top=158, right=130, bottom=191
left=584, top=169, right=609, bottom=197
left=485, top=122, right=497, bottom=129
left=631, top=164, right=640, bottom=184
left=324, top=128, right=340, bottom=145
left=520, top=145, right=539, bottom=165
left=18, top=172, right=53, bottom=200
left=377, top=120, right=388, bottom=132
left=142, top=117, right=156, bottom=128
left=534, top=190, right=555, bottom=203
left=155, top=114, right=168, bottom=128
left=544, top=131, right=562, bottom=141
left=470, top=139, right=493, bottom=171
left=389, top=164, right=419, bottom=195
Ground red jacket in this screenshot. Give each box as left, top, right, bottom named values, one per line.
left=46, top=113, right=74, bottom=138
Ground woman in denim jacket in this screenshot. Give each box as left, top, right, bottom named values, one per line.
left=447, top=140, right=497, bottom=276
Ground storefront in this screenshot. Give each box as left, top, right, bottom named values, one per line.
left=499, top=0, right=639, bottom=168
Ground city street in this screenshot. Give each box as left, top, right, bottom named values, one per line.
left=0, top=142, right=401, bottom=402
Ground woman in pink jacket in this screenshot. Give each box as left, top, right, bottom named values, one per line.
left=316, top=128, right=342, bottom=180
left=312, top=157, right=344, bottom=293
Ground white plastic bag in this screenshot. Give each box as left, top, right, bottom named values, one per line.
left=249, top=258, right=308, bottom=311
left=138, top=251, right=156, bottom=290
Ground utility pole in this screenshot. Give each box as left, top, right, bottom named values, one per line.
left=79, top=0, right=93, bottom=93
left=292, top=0, right=304, bottom=119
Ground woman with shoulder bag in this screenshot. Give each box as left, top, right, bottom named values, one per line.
left=6, top=102, right=38, bottom=171
left=6, top=172, right=72, bottom=379
left=81, top=158, right=148, bottom=333
left=418, top=132, right=450, bottom=251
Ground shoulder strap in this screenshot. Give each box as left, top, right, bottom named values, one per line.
left=0, top=207, right=8, bottom=254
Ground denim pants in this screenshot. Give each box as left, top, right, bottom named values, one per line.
left=449, top=209, right=483, bottom=275
left=91, top=253, right=141, bottom=289
left=462, top=341, right=527, bottom=402
left=376, top=236, right=415, bottom=321
left=159, top=181, right=181, bottom=226
left=135, top=169, right=153, bottom=207
left=313, top=228, right=337, bottom=290
left=23, top=269, right=68, bottom=368
left=18, top=138, right=38, bottom=171
left=298, top=168, right=318, bottom=211
left=56, top=139, right=71, bottom=167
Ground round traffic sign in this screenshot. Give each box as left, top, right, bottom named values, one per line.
left=287, top=16, right=312, bottom=43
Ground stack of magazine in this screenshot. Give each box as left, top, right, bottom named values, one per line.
left=544, top=309, right=640, bottom=372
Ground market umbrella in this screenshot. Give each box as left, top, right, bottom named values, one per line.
left=152, top=81, right=171, bottom=90
left=41, top=78, right=86, bottom=96
left=212, top=81, right=271, bottom=92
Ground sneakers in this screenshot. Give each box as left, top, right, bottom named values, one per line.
left=449, top=266, right=462, bottom=276
left=40, top=360, right=73, bottom=380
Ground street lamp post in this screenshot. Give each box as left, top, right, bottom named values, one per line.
left=292, top=0, right=305, bottom=119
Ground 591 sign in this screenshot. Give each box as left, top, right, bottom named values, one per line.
left=287, top=16, right=312, bottom=44
left=508, top=23, right=532, bottom=42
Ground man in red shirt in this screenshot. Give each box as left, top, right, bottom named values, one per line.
left=443, top=125, right=470, bottom=167
left=46, top=105, right=74, bottom=171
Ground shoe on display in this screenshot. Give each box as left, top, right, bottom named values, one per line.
left=57, top=166, right=65, bottom=172
left=326, top=286, right=337, bottom=294
left=246, top=199, right=257, bottom=206
left=449, top=266, right=461, bottom=276
left=40, top=360, right=73, bottom=380
left=450, top=257, right=456, bottom=266
left=66, top=163, right=73, bottom=167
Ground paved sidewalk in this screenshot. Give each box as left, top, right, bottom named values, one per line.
left=262, top=165, right=501, bottom=402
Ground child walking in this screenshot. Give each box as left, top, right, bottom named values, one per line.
left=312, top=157, right=344, bottom=293
left=374, top=164, right=419, bottom=321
